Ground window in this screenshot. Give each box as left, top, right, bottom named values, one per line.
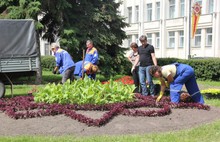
left=168, top=31, right=175, bottom=48
left=194, top=0, right=202, bottom=6
left=155, top=33, right=160, bottom=48
left=169, top=0, right=175, bottom=19
left=208, top=0, right=213, bottom=14
left=135, top=34, right=139, bottom=44
left=147, top=33, right=152, bottom=44
left=180, top=0, right=185, bottom=17
left=135, top=6, right=139, bottom=22
left=194, top=29, right=201, bottom=47
left=44, top=43, right=50, bottom=55
left=127, top=35, right=132, bottom=47
left=147, top=3, right=152, bottom=21
left=206, top=28, right=212, bottom=46
left=194, top=0, right=202, bottom=14
left=179, top=31, right=184, bottom=48
left=128, top=7, right=132, bottom=23
left=156, top=2, right=160, bottom=20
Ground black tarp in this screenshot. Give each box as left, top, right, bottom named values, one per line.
left=0, top=19, right=38, bottom=58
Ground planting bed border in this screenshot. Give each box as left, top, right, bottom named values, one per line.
left=0, top=94, right=210, bottom=127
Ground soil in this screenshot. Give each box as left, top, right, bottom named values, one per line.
left=0, top=106, right=220, bottom=136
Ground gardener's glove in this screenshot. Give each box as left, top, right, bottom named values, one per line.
left=156, top=91, right=164, bottom=102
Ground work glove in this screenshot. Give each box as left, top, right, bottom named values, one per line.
left=52, top=70, right=57, bottom=74
left=156, top=91, right=164, bottom=102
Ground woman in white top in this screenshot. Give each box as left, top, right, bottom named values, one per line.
left=128, top=42, right=140, bottom=93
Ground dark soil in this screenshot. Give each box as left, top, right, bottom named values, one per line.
left=0, top=106, right=220, bottom=136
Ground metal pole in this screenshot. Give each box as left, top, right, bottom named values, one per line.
left=188, top=0, right=192, bottom=59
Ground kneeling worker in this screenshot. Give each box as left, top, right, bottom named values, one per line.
left=149, top=63, right=204, bottom=104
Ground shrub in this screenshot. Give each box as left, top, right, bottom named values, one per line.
left=41, top=56, right=56, bottom=71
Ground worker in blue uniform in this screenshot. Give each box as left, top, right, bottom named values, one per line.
left=84, top=40, right=99, bottom=79
left=51, top=43, right=75, bottom=84
left=149, top=63, right=204, bottom=104
left=74, top=60, right=98, bottom=80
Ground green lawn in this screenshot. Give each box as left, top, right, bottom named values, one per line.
left=2, top=71, right=220, bottom=142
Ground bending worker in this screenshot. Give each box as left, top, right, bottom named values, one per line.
left=51, top=43, right=75, bottom=84
left=74, top=60, right=98, bottom=80
left=149, top=63, right=204, bottom=104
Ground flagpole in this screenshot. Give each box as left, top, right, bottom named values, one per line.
left=188, top=0, right=192, bottom=59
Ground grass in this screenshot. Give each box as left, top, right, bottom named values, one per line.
left=2, top=71, right=220, bottom=142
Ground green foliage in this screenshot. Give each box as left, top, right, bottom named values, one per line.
left=34, top=77, right=135, bottom=105
left=41, top=56, right=56, bottom=71
left=157, top=58, right=179, bottom=66
left=0, top=0, right=41, bottom=19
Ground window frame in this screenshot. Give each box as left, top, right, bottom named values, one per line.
left=147, top=33, right=152, bottom=44
left=168, top=31, right=175, bottom=48
left=135, top=6, right=139, bottom=22
left=128, top=7, right=132, bottom=23
left=156, top=2, right=160, bottom=20
left=180, top=0, right=185, bottom=17
left=169, top=0, right=175, bottom=19
left=147, top=3, right=152, bottom=21
left=155, top=32, right=160, bottom=49
left=206, top=28, right=212, bottom=47
left=178, top=31, right=184, bottom=48
left=194, top=29, right=201, bottom=47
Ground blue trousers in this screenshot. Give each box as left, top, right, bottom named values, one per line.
left=139, top=66, right=155, bottom=96
left=170, top=63, right=204, bottom=104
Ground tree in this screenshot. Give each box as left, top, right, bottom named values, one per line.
left=0, top=0, right=130, bottom=77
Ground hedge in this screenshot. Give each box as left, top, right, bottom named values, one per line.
left=41, top=56, right=220, bottom=81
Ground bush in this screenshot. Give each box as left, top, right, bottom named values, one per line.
left=41, top=56, right=56, bottom=71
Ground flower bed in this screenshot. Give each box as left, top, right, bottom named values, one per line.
left=0, top=94, right=210, bottom=127
left=0, top=76, right=211, bottom=127
left=201, top=89, right=220, bottom=99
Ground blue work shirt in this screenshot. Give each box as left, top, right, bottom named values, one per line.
left=85, top=47, right=98, bottom=65
left=55, top=49, right=75, bottom=74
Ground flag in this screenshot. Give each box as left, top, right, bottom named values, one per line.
left=192, top=2, right=202, bottom=38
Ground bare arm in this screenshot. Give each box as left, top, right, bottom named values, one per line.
left=166, top=74, right=174, bottom=84
left=132, top=55, right=139, bottom=68
left=127, top=56, right=132, bottom=63
left=151, top=53, right=157, bottom=66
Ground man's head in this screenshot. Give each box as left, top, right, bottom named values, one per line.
left=86, top=40, right=93, bottom=49
left=50, top=43, right=60, bottom=54
left=139, top=35, right=147, bottom=46
left=149, top=65, right=162, bottom=78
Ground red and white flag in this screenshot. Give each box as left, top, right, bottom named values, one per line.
left=192, top=2, right=202, bottom=38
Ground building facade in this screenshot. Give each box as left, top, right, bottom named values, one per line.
left=117, top=0, right=220, bottom=59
